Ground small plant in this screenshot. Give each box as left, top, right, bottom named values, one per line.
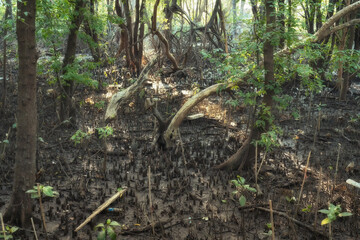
left=319, top=203, right=352, bottom=225
left=0, top=225, right=19, bottom=239
left=95, top=219, right=121, bottom=240
left=96, top=126, right=114, bottom=139
left=302, top=205, right=312, bottom=213
left=231, top=176, right=257, bottom=206
left=26, top=184, right=59, bottom=239
left=94, top=100, right=105, bottom=110
left=70, top=130, right=91, bottom=145
left=26, top=185, right=59, bottom=199
left=349, top=113, right=360, bottom=123
left=285, top=196, right=296, bottom=203
left=262, top=223, right=273, bottom=237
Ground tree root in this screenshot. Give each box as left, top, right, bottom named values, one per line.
left=163, top=82, right=238, bottom=147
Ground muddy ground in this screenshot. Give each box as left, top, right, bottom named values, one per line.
left=0, top=60, right=360, bottom=239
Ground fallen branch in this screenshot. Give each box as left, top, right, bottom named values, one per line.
left=256, top=207, right=328, bottom=238
left=75, top=187, right=127, bottom=232
left=163, top=82, right=237, bottom=147
left=105, top=58, right=157, bottom=121
left=120, top=219, right=171, bottom=235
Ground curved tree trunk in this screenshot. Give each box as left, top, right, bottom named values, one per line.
left=151, top=0, right=180, bottom=71
left=3, top=0, right=37, bottom=226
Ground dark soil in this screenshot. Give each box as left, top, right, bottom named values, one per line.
left=1, top=60, right=360, bottom=240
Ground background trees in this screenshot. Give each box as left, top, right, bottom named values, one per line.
left=0, top=0, right=360, bottom=236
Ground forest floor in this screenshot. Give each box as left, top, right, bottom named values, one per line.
left=1, top=58, right=360, bottom=240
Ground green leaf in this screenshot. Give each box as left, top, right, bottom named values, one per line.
left=26, top=189, right=38, bottom=194
left=94, top=223, right=105, bottom=230
left=43, top=186, right=55, bottom=197
left=321, top=217, right=331, bottom=225
left=338, top=212, right=352, bottom=217
left=30, top=193, right=40, bottom=199
left=247, top=187, right=257, bottom=193
left=97, top=229, right=106, bottom=240
left=318, top=209, right=330, bottom=214
left=239, top=195, right=246, bottom=206
left=109, top=221, right=121, bottom=227
left=107, top=227, right=117, bottom=240
left=221, top=199, right=227, bottom=203
left=239, top=177, right=245, bottom=185
left=231, top=180, right=239, bottom=187
left=9, top=226, right=18, bottom=233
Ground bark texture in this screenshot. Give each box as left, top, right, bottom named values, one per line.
left=4, top=0, right=37, bottom=226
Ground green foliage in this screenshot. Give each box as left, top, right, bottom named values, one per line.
left=349, top=113, right=360, bottom=123
left=70, top=130, right=91, bottom=145
left=285, top=196, right=296, bottom=203
left=94, top=100, right=105, bottom=110
left=26, top=185, right=59, bottom=199
left=96, top=126, right=114, bottom=139
left=257, top=127, right=282, bottom=152
left=302, top=205, right=312, bottom=213
left=95, top=219, right=121, bottom=240
left=0, top=225, right=19, bottom=239
left=231, top=176, right=256, bottom=206
left=0, top=139, right=9, bottom=145
left=319, top=203, right=352, bottom=225
left=62, top=59, right=99, bottom=88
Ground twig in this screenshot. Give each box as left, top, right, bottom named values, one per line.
left=75, top=187, right=127, bottom=232
left=31, top=217, right=39, bottom=240
left=269, top=200, right=275, bottom=240
left=334, top=143, right=341, bottom=187
left=314, top=167, right=322, bottom=231
left=37, top=184, right=48, bottom=240
left=255, top=142, right=258, bottom=186
left=256, top=207, right=328, bottom=237
left=148, top=166, right=155, bottom=235
left=297, top=151, right=311, bottom=212
left=257, top=151, right=267, bottom=176
left=0, top=213, right=6, bottom=239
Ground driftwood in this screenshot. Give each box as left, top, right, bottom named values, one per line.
left=105, top=58, right=157, bottom=121
left=163, top=1, right=360, bottom=148
left=75, top=188, right=127, bottom=232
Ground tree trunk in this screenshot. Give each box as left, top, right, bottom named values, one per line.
left=278, top=0, right=285, bottom=48
left=84, top=0, right=100, bottom=62
left=151, top=0, right=180, bottom=71
left=315, top=0, right=322, bottom=32
left=216, top=0, right=276, bottom=171
left=232, top=0, right=237, bottom=36
left=1, top=0, right=12, bottom=111
left=60, top=0, right=85, bottom=122
left=3, top=0, right=37, bottom=226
